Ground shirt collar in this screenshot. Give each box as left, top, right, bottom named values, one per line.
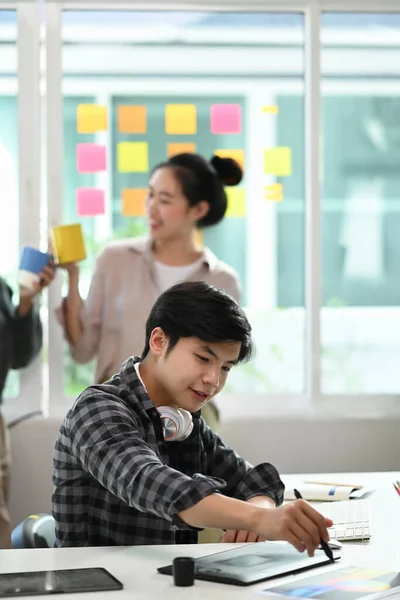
left=127, top=237, right=218, bottom=272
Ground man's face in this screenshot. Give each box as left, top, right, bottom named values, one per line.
left=150, top=330, right=241, bottom=412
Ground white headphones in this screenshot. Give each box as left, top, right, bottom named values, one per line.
left=158, top=406, right=194, bottom=442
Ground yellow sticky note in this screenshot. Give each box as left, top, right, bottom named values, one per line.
left=118, top=105, right=147, bottom=134
left=194, top=229, right=203, bottom=249
left=77, top=104, right=107, bottom=134
left=225, top=188, right=246, bottom=217
left=167, top=142, right=196, bottom=157
left=264, top=183, right=283, bottom=202
left=215, top=149, right=245, bottom=170
left=165, top=104, right=197, bottom=135
left=122, top=189, right=147, bottom=217
left=261, top=105, right=279, bottom=114
left=118, top=142, right=149, bottom=173
left=264, top=147, right=292, bottom=177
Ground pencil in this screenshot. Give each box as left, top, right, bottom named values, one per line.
left=293, top=488, right=334, bottom=563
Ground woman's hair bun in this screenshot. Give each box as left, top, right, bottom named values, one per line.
left=210, top=155, right=243, bottom=186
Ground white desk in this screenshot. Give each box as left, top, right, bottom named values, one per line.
left=1, top=472, right=399, bottom=599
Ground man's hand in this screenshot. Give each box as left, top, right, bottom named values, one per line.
left=254, top=500, right=333, bottom=557
left=220, top=499, right=333, bottom=557
left=220, top=496, right=274, bottom=544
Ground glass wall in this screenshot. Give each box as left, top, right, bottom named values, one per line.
left=321, top=13, right=400, bottom=393
left=60, top=10, right=306, bottom=397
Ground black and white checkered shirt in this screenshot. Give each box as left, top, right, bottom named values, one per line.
left=52, top=356, right=284, bottom=547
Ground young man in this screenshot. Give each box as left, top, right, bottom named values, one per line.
left=0, top=265, right=54, bottom=548
left=53, top=281, right=332, bottom=552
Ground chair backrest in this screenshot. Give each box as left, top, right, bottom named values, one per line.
left=12, top=513, right=56, bottom=549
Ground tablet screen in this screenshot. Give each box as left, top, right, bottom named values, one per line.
left=0, top=567, right=123, bottom=598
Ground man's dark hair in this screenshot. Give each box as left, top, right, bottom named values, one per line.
left=141, top=281, right=253, bottom=363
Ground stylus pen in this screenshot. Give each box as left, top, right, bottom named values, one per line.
left=293, top=489, right=334, bottom=563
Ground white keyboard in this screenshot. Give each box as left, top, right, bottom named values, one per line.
left=312, top=500, right=371, bottom=541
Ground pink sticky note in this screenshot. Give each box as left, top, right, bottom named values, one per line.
left=210, top=104, right=242, bottom=134
left=77, top=143, right=107, bottom=173
left=76, top=188, right=105, bottom=216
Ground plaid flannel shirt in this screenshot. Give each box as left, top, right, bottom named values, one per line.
left=52, top=356, right=284, bottom=547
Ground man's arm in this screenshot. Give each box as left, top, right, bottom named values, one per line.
left=67, top=393, right=227, bottom=528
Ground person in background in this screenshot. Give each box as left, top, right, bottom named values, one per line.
left=58, top=152, right=243, bottom=434
left=53, top=281, right=333, bottom=550
left=0, top=264, right=54, bottom=548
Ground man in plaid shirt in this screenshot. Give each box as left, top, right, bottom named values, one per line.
left=53, top=281, right=332, bottom=552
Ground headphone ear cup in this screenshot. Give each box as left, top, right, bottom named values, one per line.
left=158, top=407, right=193, bottom=442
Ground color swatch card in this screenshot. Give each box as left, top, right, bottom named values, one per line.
left=77, top=104, right=107, bottom=134
left=225, top=188, right=246, bottom=217
left=264, top=147, right=292, bottom=177
left=211, top=104, right=242, bottom=134
left=118, top=142, right=149, bottom=173
left=215, top=148, right=245, bottom=170
left=76, top=188, right=105, bottom=216
left=167, top=142, right=196, bottom=157
left=121, top=188, right=147, bottom=217
left=76, top=143, right=106, bottom=173
left=257, top=567, right=400, bottom=599
left=165, top=104, right=197, bottom=135
left=118, top=105, right=147, bottom=134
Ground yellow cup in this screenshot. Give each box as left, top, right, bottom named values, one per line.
left=51, top=224, right=87, bottom=265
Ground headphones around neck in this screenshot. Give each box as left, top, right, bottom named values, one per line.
left=158, top=406, right=194, bottom=442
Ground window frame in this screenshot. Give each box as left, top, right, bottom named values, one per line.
left=1, top=0, right=42, bottom=422
left=43, top=0, right=400, bottom=420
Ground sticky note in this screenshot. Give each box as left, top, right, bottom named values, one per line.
left=77, top=104, right=107, bottom=134
left=118, top=105, right=147, bottom=134
left=225, top=188, right=246, bottom=217
left=264, top=183, right=283, bottom=202
left=76, top=143, right=106, bottom=173
left=261, top=105, right=279, bottom=114
left=165, top=104, right=197, bottom=135
left=76, top=188, right=105, bottom=216
left=118, top=142, right=149, bottom=173
left=264, top=147, right=292, bottom=177
left=210, top=104, right=242, bottom=135
left=122, top=189, right=147, bottom=217
left=167, top=142, right=196, bottom=157
left=215, top=149, right=245, bottom=170
left=194, top=229, right=203, bottom=249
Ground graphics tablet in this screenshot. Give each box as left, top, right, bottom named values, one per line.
left=0, top=567, right=123, bottom=598
left=157, top=541, right=341, bottom=587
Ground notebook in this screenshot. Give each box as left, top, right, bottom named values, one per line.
left=284, top=483, right=374, bottom=502
left=313, top=499, right=371, bottom=542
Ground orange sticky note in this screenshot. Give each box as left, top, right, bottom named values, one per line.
left=225, top=188, right=246, bottom=217
left=122, top=189, right=147, bottom=217
left=165, top=104, right=197, bottom=135
left=264, top=183, right=283, bottom=202
left=167, top=142, right=196, bottom=157
left=77, top=104, right=107, bottom=134
left=118, top=105, right=147, bottom=134
left=215, top=149, right=245, bottom=170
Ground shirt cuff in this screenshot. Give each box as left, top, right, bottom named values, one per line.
left=168, top=474, right=226, bottom=531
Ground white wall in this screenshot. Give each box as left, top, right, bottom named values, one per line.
left=8, top=414, right=400, bottom=529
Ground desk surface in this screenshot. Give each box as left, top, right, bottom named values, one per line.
left=1, top=472, right=399, bottom=599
